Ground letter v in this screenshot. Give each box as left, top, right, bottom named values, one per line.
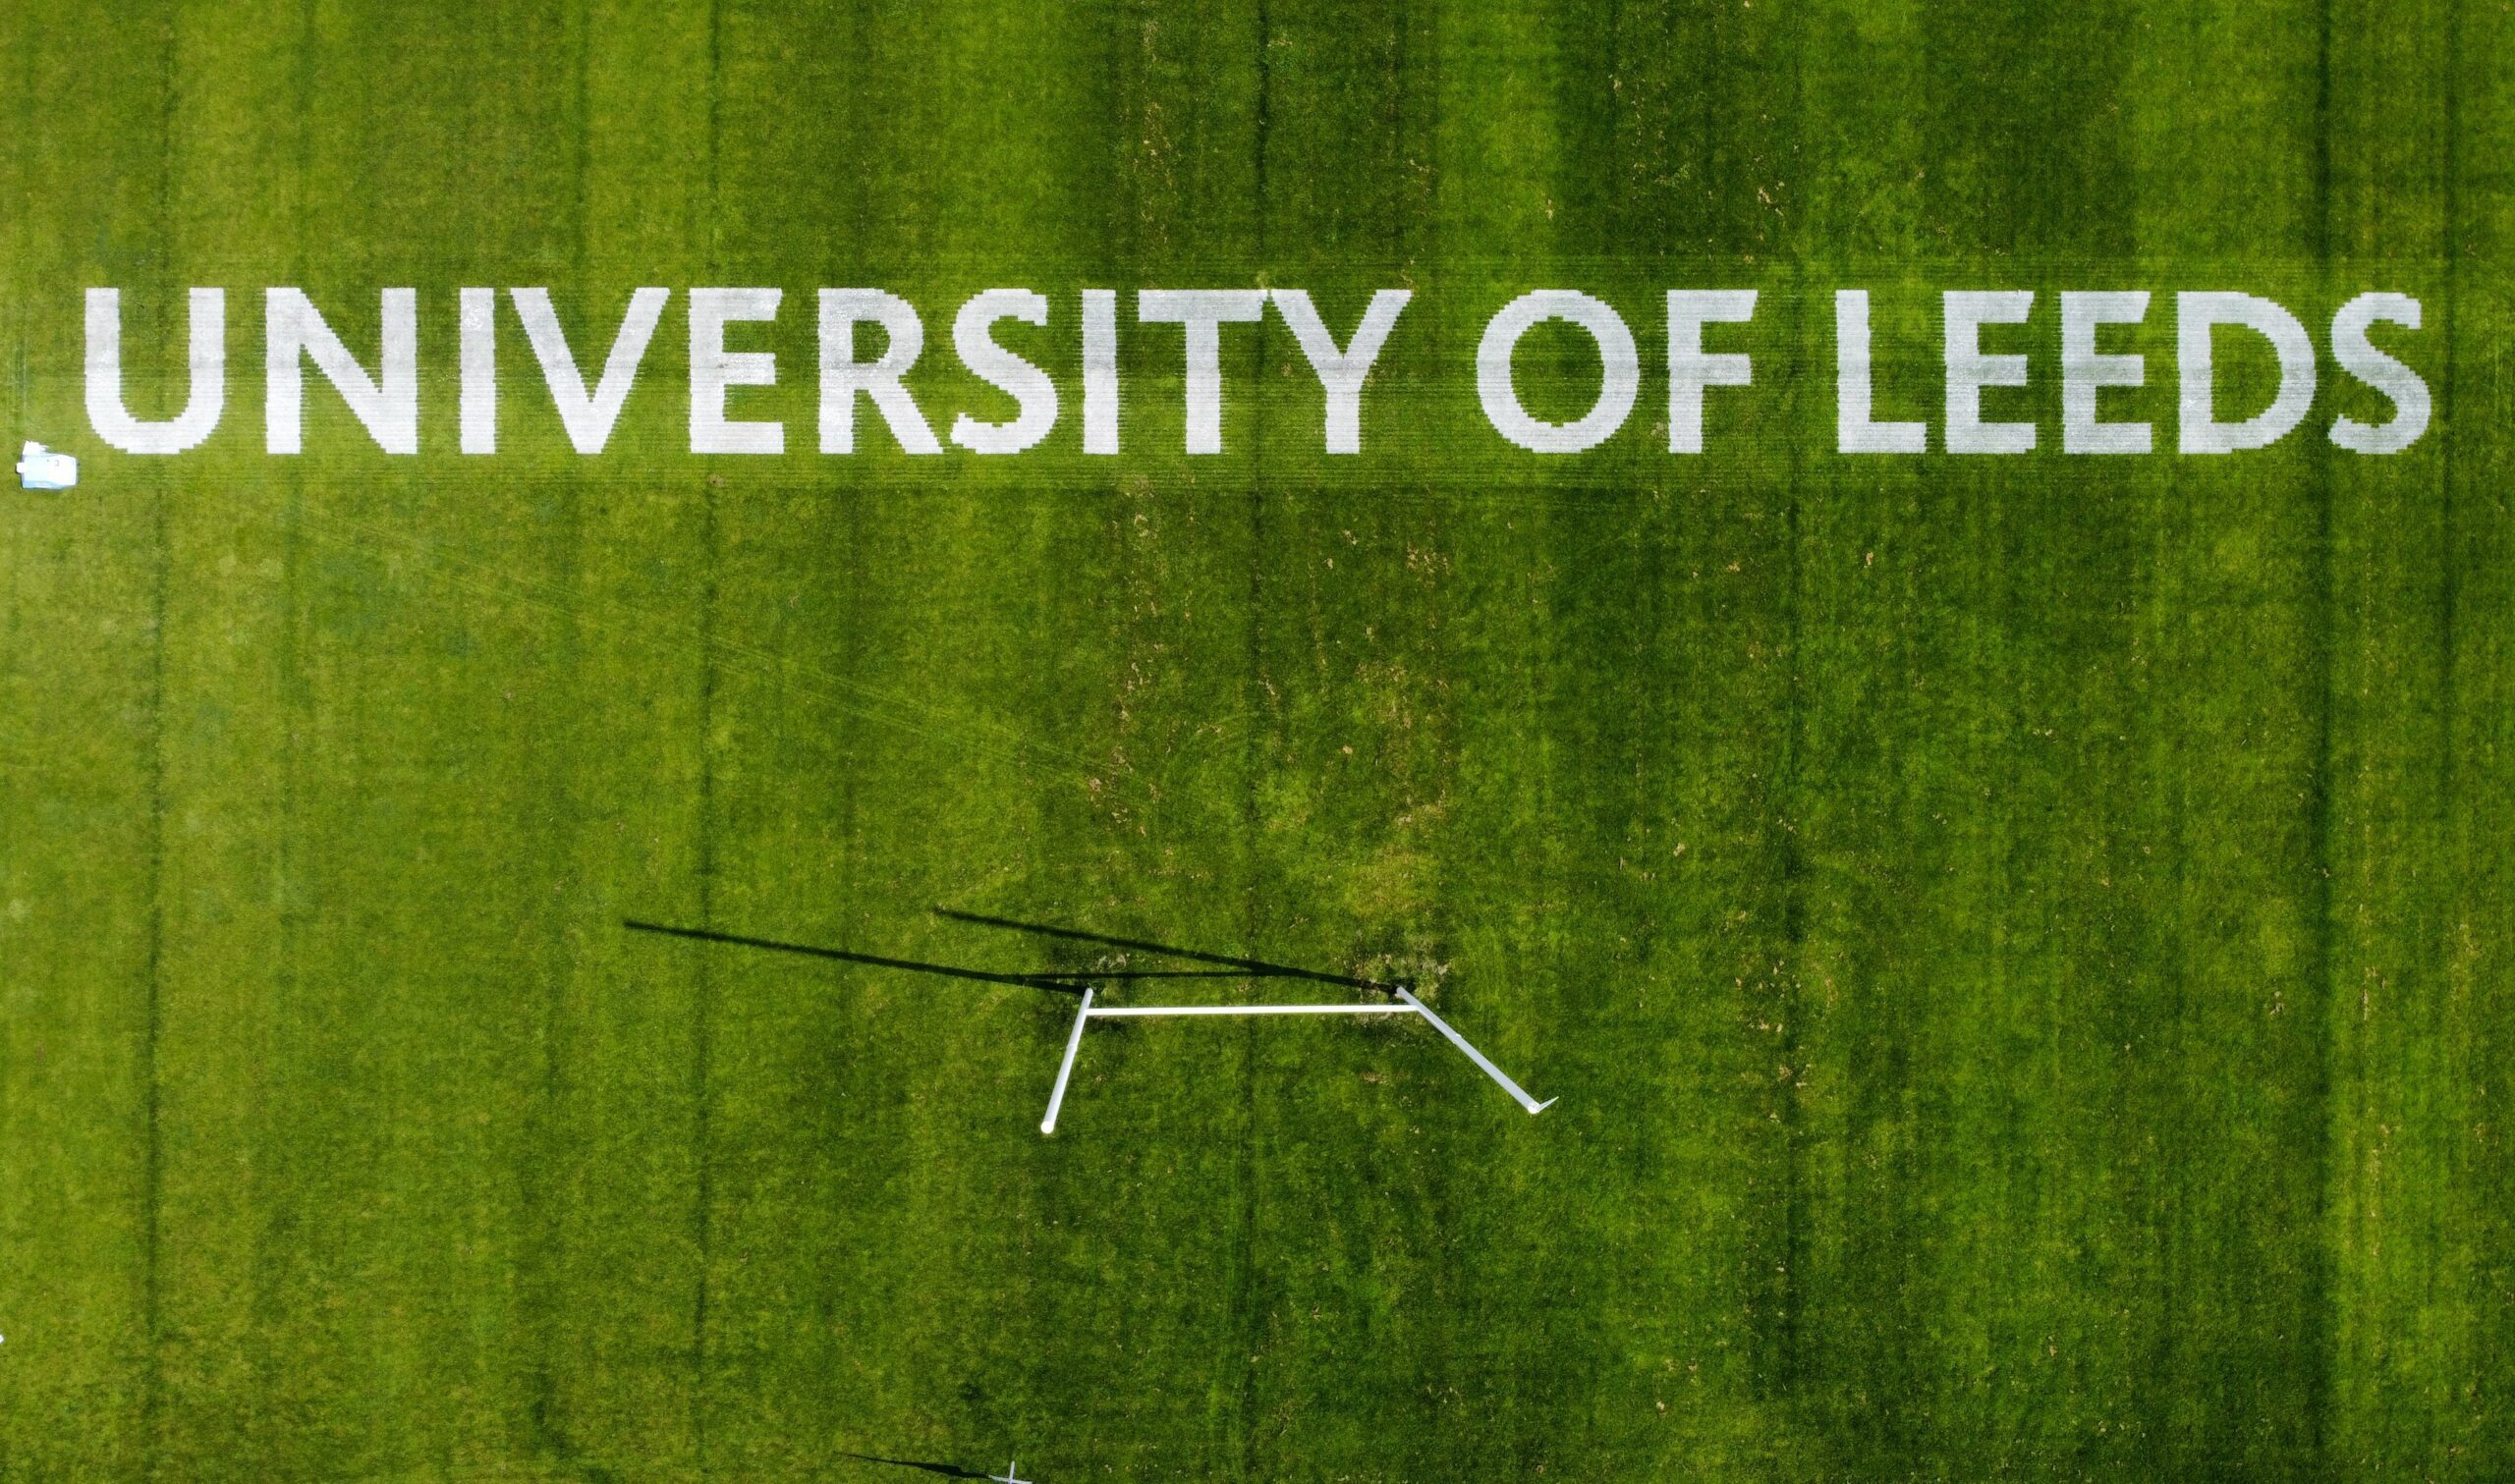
left=512, top=288, right=670, bottom=453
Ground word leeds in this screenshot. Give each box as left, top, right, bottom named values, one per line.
left=84, top=286, right=2431, bottom=460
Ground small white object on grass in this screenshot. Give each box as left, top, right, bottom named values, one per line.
left=17, top=442, right=77, bottom=490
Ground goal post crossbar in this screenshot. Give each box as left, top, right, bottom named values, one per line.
left=1086, top=1002, right=1416, bottom=1017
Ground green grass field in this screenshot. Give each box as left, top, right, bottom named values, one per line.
left=4, top=2, right=2512, bottom=1478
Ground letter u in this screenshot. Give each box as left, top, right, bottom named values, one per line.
left=86, top=287, right=225, bottom=454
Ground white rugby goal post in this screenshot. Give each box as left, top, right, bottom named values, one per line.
left=624, top=912, right=1555, bottom=1135
left=1038, top=982, right=1552, bottom=1133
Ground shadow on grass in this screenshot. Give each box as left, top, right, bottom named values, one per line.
left=834, top=1450, right=993, bottom=1480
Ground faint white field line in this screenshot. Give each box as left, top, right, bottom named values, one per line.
left=202, top=481, right=1181, bottom=817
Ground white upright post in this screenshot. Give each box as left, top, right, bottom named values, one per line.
left=1040, top=988, right=1094, bottom=1134
left=1395, top=988, right=1555, bottom=1115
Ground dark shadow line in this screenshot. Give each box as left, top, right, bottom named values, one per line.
left=626, top=920, right=1087, bottom=998
left=834, top=1451, right=991, bottom=1480
left=1030, top=969, right=1280, bottom=981
left=933, top=907, right=1402, bottom=995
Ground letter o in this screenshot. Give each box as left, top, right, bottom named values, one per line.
left=1476, top=291, right=1640, bottom=453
